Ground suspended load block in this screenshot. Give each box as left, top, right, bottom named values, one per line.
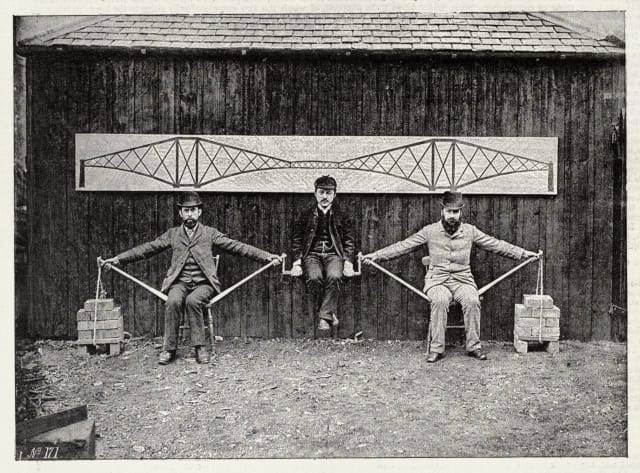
left=77, top=298, right=124, bottom=355
left=514, top=294, right=560, bottom=354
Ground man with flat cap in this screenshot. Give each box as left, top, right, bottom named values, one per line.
left=102, top=191, right=281, bottom=365
left=363, top=190, right=537, bottom=362
left=290, top=176, right=356, bottom=332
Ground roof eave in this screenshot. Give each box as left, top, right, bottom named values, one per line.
left=15, top=43, right=626, bottom=60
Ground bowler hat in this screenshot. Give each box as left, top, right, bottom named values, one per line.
left=178, top=191, right=202, bottom=208
left=440, top=191, right=464, bottom=210
left=314, top=175, right=337, bottom=190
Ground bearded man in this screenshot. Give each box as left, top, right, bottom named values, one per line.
left=363, top=191, right=537, bottom=362
left=101, top=192, right=281, bottom=365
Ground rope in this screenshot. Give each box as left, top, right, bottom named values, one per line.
left=93, top=259, right=105, bottom=345
left=536, top=255, right=544, bottom=343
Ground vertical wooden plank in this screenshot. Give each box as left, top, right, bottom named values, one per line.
left=202, top=59, right=227, bottom=133
left=269, top=195, right=293, bottom=338
left=217, top=60, right=246, bottom=337
left=515, top=62, right=543, bottom=302
left=25, top=56, right=35, bottom=337
left=27, top=56, right=46, bottom=336
left=405, top=61, right=428, bottom=340
left=30, top=57, right=69, bottom=337
left=567, top=65, right=593, bottom=341
left=85, top=56, right=117, bottom=339
left=358, top=59, right=380, bottom=339
left=64, top=57, right=88, bottom=339
left=542, top=62, right=567, bottom=341
left=157, top=57, right=177, bottom=337
left=470, top=59, right=497, bottom=339
left=122, top=58, right=160, bottom=338
left=110, top=57, right=137, bottom=336
left=590, top=64, right=614, bottom=340
left=332, top=194, right=358, bottom=339
left=493, top=59, right=519, bottom=341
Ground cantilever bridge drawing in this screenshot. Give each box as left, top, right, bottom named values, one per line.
left=76, top=135, right=557, bottom=194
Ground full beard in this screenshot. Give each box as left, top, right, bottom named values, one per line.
left=441, top=217, right=461, bottom=235
left=184, top=219, right=197, bottom=229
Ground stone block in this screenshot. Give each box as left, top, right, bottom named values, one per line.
left=84, top=298, right=115, bottom=311
left=77, top=307, right=121, bottom=321
left=522, top=294, right=554, bottom=309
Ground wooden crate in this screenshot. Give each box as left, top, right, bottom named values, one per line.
left=514, top=294, right=560, bottom=354
left=77, top=299, right=123, bottom=355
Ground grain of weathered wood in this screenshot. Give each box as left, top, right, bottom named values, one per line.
left=566, top=67, right=593, bottom=341
left=590, top=65, right=614, bottom=340
left=16, top=405, right=88, bottom=443
left=24, top=53, right=626, bottom=341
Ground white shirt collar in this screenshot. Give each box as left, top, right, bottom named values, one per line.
left=317, top=204, right=332, bottom=215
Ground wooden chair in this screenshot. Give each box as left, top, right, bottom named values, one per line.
left=179, top=255, right=220, bottom=350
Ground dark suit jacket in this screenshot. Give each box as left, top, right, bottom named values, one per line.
left=291, top=203, right=355, bottom=262
left=116, top=223, right=272, bottom=293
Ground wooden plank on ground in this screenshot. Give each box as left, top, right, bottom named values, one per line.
left=16, top=406, right=87, bottom=443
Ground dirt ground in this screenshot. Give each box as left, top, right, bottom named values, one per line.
left=16, top=336, right=626, bottom=459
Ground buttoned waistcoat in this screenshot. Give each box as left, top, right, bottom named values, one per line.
left=291, top=204, right=355, bottom=262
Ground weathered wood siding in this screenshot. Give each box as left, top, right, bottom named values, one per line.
left=24, top=52, right=625, bottom=341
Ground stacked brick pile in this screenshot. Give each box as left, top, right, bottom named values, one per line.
left=514, top=294, right=560, bottom=353
left=77, top=299, right=123, bottom=355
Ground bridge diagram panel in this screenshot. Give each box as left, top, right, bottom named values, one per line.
left=75, top=134, right=558, bottom=194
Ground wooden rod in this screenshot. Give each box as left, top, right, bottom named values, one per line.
left=478, top=251, right=543, bottom=296
left=98, top=257, right=168, bottom=302
left=363, top=255, right=431, bottom=303
left=208, top=260, right=277, bottom=307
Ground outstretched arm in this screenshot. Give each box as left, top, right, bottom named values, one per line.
left=473, top=226, right=536, bottom=260
left=104, top=229, right=173, bottom=267
left=363, top=226, right=429, bottom=264
left=213, top=230, right=281, bottom=264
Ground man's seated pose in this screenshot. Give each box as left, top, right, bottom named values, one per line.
left=290, top=176, right=356, bottom=332
left=102, top=192, right=281, bottom=365
left=363, top=190, right=537, bottom=362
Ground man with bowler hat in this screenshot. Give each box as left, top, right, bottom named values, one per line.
left=101, top=192, right=282, bottom=365
left=363, top=190, right=537, bottom=362
left=290, top=176, right=356, bottom=332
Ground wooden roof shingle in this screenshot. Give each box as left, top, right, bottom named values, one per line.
left=19, top=12, right=624, bottom=56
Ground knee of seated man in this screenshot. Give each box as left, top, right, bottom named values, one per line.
left=185, top=293, right=206, bottom=308
left=166, top=294, right=184, bottom=309
left=459, top=294, right=481, bottom=309
left=428, top=292, right=452, bottom=310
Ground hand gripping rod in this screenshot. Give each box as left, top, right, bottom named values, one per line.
left=98, top=256, right=168, bottom=302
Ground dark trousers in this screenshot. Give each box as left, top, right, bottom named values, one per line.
left=303, top=252, right=343, bottom=321
left=163, top=282, right=216, bottom=351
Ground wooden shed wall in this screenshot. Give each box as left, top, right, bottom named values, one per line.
left=24, top=52, right=625, bottom=341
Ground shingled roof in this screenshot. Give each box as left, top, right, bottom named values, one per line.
left=18, top=12, right=624, bottom=56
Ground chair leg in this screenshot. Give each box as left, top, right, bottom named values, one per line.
left=207, top=307, right=215, bottom=351
left=426, top=316, right=432, bottom=354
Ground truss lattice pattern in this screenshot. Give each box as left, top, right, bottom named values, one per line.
left=79, top=137, right=553, bottom=191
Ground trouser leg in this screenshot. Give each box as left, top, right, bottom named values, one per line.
left=164, top=282, right=189, bottom=351
left=425, top=285, right=453, bottom=354
left=452, top=283, right=482, bottom=352
left=185, top=284, right=216, bottom=347
left=304, top=254, right=324, bottom=317
left=318, top=254, right=343, bottom=321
